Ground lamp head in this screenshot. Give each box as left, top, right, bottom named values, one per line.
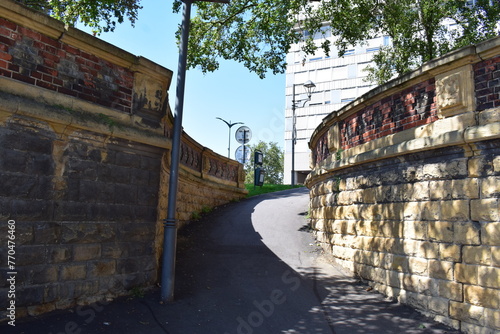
left=303, top=80, right=316, bottom=99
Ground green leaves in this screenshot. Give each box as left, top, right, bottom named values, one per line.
left=180, top=0, right=499, bottom=83
left=18, top=0, right=142, bottom=35
left=177, top=0, right=318, bottom=78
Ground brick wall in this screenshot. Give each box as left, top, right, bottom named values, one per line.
left=474, top=55, right=500, bottom=112
left=307, top=37, right=500, bottom=333
left=0, top=18, right=135, bottom=114
left=0, top=0, right=246, bottom=320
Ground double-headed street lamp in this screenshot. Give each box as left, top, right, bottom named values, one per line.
left=291, top=80, right=316, bottom=186
left=217, top=117, right=244, bottom=159
left=161, top=0, right=230, bottom=303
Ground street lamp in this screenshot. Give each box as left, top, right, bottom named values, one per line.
left=216, top=117, right=244, bottom=159
left=291, top=80, right=315, bottom=186
left=161, top=0, right=230, bottom=303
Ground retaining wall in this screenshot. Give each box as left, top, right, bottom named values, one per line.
left=306, top=37, right=500, bottom=333
left=0, top=0, right=246, bottom=320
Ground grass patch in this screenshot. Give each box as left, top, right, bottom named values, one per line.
left=245, top=184, right=304, bottom=197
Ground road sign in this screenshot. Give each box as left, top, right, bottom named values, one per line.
left=235, top=126, right=251, bottom=144
left=235, top=145, right=251, bottom=164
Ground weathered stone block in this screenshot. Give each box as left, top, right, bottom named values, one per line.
left=386, top=269, right=403, bottom=288
left=48, top=246, right=72, bottom=263
left=88, top=260, right=116, bottom=277
left=43, top=284, right=60, bottom=304
left=401, top=291, right=430, bottom=310
left=454, top=221, right=481, bottom=245
left=436, top=280, right=463, bottom=302
left=379, top=203, right=405, bottom=220
left=428, top=221, right=453, bottom=242
left=439, top=243, right=461, bottom=262
left=471, top=199, right=500, bottom=222
left=465, top=285, right=500, bottom=309
left=429, top=260, right=454, bottom=280
left=56, top=202, right=88, bottom=221
left=481, top=176, right=500, bottom=198
left=492, top=247, right=500, bottom=268
left=428, top=296, right=449, bottom=316
left=409, top=257, right=429, bottom=275
left=450, top=302, right=484, bottom=325
left=404, top=240, right=439, bottom=259
left=404, top=201, right=440, bottom=221
left=482, top=222, right=500, bottom=246
left=33, top=222, right=62, bottom=244
left=385, top=238, right=405, bottom=255
left=478, top=266, right=500, bottom=288
left=468, top=156, right=488, bottom=177
left=494, top=155, right=500, bottom=173
left=30, top=265, right=58, bottom=284
left=440, top=200, right=470, bottom=221
left=455, top=263, right=478, bottom=285
left=485, top=308, right=500, bottom=331
left=404, top=221, right=427, bottom=240
left=390, top=255, right=409, bottom=272
left=404, top=182, right=430, bottom=201
left=421, top=160, right=468, bottom=180
left=363, top=187, right=377, bottom=203
left=463, top=246, right=492, bottom=265
left=73, top=244, right=101, bottom=261
left=60, top=264, right=87, bottom=281
left=429, top=179, right=479, bottom=200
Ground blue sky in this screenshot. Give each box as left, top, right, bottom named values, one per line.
left=81, top=0, right=285, bottom=160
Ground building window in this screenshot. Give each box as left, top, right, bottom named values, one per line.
left=344, top=49, right=355, bottom=56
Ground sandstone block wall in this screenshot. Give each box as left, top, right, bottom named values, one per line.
left=0, top=0, right=246, bottom=320
left=307, top=38, right=500, bottom=333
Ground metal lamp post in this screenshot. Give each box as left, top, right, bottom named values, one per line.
left=291, top=80, right=316, bottom=186
left=161, top=0, right=230, bottom=303
left=216, top=117, right=243, bottom=159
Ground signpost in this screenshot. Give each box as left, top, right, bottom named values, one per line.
left=235, top=145, right=251, bottom=164
left=235, top=126, right=251, bottom=164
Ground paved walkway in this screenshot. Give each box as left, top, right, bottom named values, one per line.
left=4, top=188, right=461, bottom=334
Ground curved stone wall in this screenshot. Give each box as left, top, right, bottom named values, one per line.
left=306, top=37, right=500, bottom=333
left=0, top=0, right=246, bottom=320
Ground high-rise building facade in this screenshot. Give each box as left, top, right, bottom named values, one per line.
left=284, top=29, right=389, bottom=184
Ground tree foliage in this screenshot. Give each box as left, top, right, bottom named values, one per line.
left=174, top=0, right=500, bottom=83
left=18, top=0, right=142, bottom=35
left=244, top=141, right=284, bottom=185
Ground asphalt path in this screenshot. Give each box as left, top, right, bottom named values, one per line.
left=4, top=187, right=460, bottom=334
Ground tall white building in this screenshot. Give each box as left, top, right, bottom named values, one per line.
left=284, top=29, right=390, bottom=184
